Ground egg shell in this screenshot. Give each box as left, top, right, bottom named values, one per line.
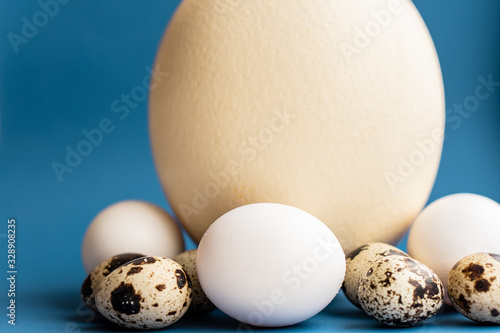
left=95, top=256, right=192, bottom=330
left=82, top=200, right=184, bottom=273
left=343, top=242, right=408, bottom=307
left=196, top=203, right=346, bottom=327
left=174, top=249, right=216, bottom=313
left=448, top=252, right=500, bottom=324
left=408, top=193, right=500, bottom=303
left=150, top=0, right=444, bottom=255
left=358, top=256, right=444, bottom=327
left=81, top=253, right=145, bottom=312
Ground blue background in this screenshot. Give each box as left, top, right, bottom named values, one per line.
left=0, top=0, right=499, bottom=332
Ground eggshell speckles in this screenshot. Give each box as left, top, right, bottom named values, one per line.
left=95, top=256, right=192, bottom=330
left=81, top=253, right=145, bottom=312
left=358, top=256, right=444, bottom=327
left=174, top=250, right=216, bottom=313
left=343, top=242, right=408, bottom=307
left=448, top=253, right=500, bottom=324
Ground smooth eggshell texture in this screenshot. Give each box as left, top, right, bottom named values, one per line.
left=196, top=203, right=346, bottom=327
left=358, top=256, right=444, bottom=327
left=448, top=252, right=500, bottom=324
left=408, top=193, right=500, bottom=300
left=150, top=0, right=444, bottom=254
left=95, top=256, right=192, bottom=330
left=343, top=242, right=408, bottom=307
left=82, top=200, right=184, bottom=273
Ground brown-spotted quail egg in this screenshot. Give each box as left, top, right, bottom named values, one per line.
left=408, top=193, right=500, bottom=305
left=448, top=252, right=500, bottom=324
left=343, top=242, right=408, bottom=307
left=174, top=250, right=216, bottom=313
left=81, top=253, right=145, bottom=312
left=95, top=256, right=192, bottom=330
left=358, top=256, right=444, bottom=327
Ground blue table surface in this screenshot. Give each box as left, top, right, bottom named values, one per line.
left=1, top=0, right=499, bottom=332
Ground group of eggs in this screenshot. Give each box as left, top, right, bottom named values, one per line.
left=344, top=243, right=500, bottom=326
left=81, top=193, right=500, bottom=329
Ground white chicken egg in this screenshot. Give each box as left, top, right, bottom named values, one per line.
left=82, top=200, right=184, bottom=273
left=196, top=203, right=346, bottom=327
left=407, top=193, right=500, bottom=303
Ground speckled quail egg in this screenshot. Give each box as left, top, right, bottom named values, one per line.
left=343, top=242, right=408, bottom=307
left=95, top=256, right=192, bottom=330
left=174, top=250, right=216, bottom=313
left=448, top=252, right=500, bottom=324
left=358, top=255, right=444, bottom=327
left=81, top=253, right=145, bottom=312
left=408, top=193, right=500, bottom=305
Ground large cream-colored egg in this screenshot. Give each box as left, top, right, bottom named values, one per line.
left=150, top=0, right=444, bottom=253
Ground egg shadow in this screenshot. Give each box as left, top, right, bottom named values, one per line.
left=323, top=304, right=368, bottom=320
left=31, top=283, right=316, bottom=332
left=434, top=308, right=500, bottom=328
left=323, top=292, right=372, bottom=321
left=28, top=284, right=111, bottom=328
left=41, top=286, right=82, bottom=311
left=175, top=309, right=312, bottom=332
left=324, top=304, right=370, bottom=322
left=36, top=285, right=273, bottom=332
left=174, top=310, right=244, bottom=331
left=29, top=284, right=83, bottom=314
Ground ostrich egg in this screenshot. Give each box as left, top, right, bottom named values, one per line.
left=149, top=0, right=445, bottom=253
